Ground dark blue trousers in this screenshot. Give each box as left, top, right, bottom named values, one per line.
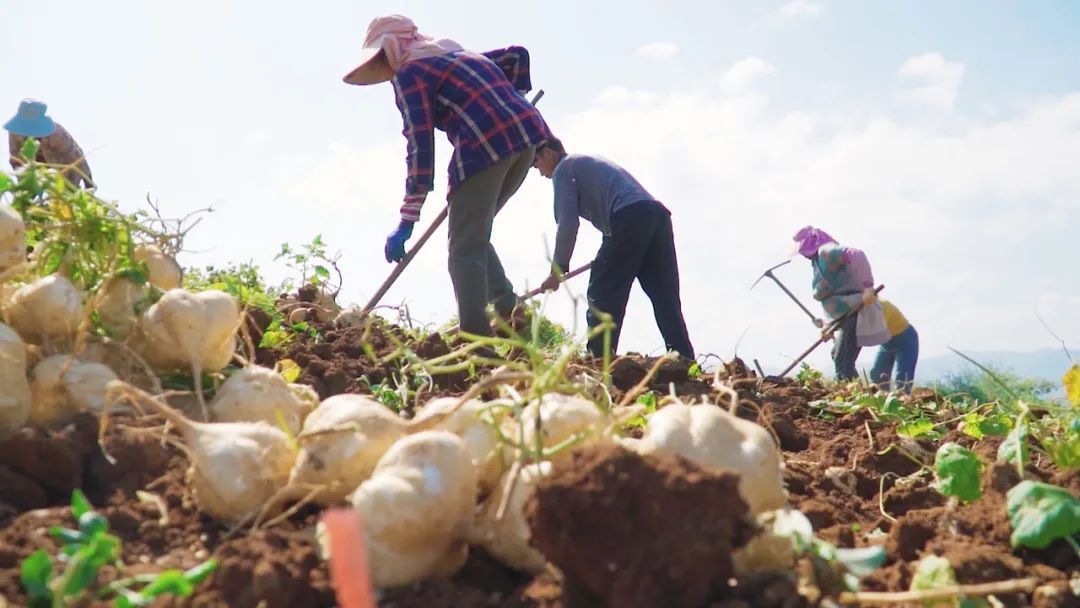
left=871, top=325, right=919, bottom=394
left=585, top=202, right=695, bottom=359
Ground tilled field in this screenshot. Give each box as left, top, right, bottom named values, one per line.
left=1, top=320, right=1078, bottom=608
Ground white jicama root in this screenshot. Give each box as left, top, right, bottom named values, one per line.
left=333, top=306, right=365, bottom=329
left=469, top=462, right=552, bottom=574
left=95, top=276, right=146, bottom=340
left=628, top=401, right=787, bottom=515
left=209, top=365, right=318, bottom=435
left=732, top=508, right=799, bottom=576
left=287, top=393, right=481, bottom=506
left=0, top=323, right=31, bottom=439
left=0, top=203, right=26, bottom=275
left=310, top=288, right=341, bottom=324
left=4, top=274, right=83, bottom=345
left=131, top=288, right=240, bottom=418
left=29, top=355, right=118, bottom=425
left=348, top=430, right=477, bottom=588
left=515, top=393, right=606, bottom=459
left=289, top=394, right=410, bottom=504
left=134, top=244, right=182, bottom=291
left=109, top=381, right=295, bottom=524
left=411, top=396, right=507, bottom=497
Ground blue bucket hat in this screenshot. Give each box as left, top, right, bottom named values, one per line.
left=3, top=99, right=56, bottom=138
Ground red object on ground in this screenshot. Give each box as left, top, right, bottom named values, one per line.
left=321, top=507, right=376, bottom=608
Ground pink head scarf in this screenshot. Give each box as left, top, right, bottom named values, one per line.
left=354, top=15, right=463, bottom=77
left=792, top=225, right=836, bottom=258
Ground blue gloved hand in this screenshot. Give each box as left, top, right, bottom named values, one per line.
left=384, top=219, right=415, bottom=263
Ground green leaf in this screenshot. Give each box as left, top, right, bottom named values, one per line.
left=1007, top=480, right=1080, bottom=550
left=140, top=570, right=193, bottom=597
left=997, top=423, right=1029, bottom=467
left=71, top=489, right=92, bottom=519
left=687, top=362, right=702, bottom=378
left=276, top=358, right=302, bottom=383
left=635, top=392, right=657, bottom=409
left=50, top=526, right=84, bottom=545
left=934, top=442, right=983, bottom=503
left=834, top=545, right=887, bottom=578
left=961, top=412, right=986, bottom=440
left=78, top=511, right=109, bottom=538
left=1064, top=365, right=1080, bottom=407
left=183, top=559, right=218, bottom=586
left=20, top=137, right=40, bottom=160
left=60, top=552, right=100, bottom=597
left=20, top=549, right=53, bottom=601
left=897, top=417, right=937, bottom=439
left=0, top=172, right=12, bottom=191
left=313, top=265, right=330, bottom=280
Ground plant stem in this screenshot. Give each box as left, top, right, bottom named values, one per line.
left=837, top=577, right=1038, bottom=604
left=1066, top=535, right=1080, bottom=558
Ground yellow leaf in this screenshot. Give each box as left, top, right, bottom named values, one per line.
left=1063, top=365, right=1080, bottom=407
left=276, top=358, right=302, bottom=384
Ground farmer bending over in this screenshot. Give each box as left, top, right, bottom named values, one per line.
left=870, top=299, right=919, bottom=394
left=342, top=15, right=551, bottom=337
left=5, top=99, right=94, bottom=188
left=533, top=137, right=694, bottom=360
left=792, top=226, right=888, bottom=381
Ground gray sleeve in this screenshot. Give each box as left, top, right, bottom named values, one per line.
left=551, top=170, right=580, bottom=273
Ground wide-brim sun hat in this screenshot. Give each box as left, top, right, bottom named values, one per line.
left=342, top=45, right=388, bottom=86
left=3, top=99, right=55, bottom=138
left=343, top=15, right=463, bottom=86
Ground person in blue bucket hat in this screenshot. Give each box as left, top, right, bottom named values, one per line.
left=5, top=99, right=94, bottom=188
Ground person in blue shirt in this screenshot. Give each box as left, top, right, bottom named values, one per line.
left=533, top=137, right=694, bottom=359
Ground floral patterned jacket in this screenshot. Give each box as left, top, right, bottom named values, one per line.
left=8, top=123, right=94, bottom=187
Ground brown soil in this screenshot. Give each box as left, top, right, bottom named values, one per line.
left=254, top=319, right=466, bottom=401
left=0, top=411, right=335, bottom=608
left=1, top=343, right=1077, bottom=608
left=525, top=443, right=755, bottom=608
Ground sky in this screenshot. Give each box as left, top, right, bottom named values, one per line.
left=3, top=0, right=1079, bottom=376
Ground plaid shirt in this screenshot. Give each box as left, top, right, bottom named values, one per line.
left=8, top=123, right=94, bottom=188
left=392, top=46, right=551, bottom=222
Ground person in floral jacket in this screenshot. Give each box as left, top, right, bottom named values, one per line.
left=5, top=99, right=93, bottom=188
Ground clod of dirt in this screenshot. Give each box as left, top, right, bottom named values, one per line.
left=887, top=518, right=936, bottom=561
left=609, top=356, right=647, bottom=391
left=187, top=529, right=335, bottom=608
left=525, top=443, right=755, bottom=608
left=0, top=413, right=99, bottom=509
left=761, top=405, right=810, bottom=452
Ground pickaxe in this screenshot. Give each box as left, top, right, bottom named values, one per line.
left=360, top=89, right=546, bottom=317
left=751, top=259, right=821, bottom=327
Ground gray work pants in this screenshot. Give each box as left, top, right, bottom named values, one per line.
left=447, top=146, right=535, bottom=336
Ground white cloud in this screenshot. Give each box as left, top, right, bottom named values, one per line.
left=775, top=0, right=823, bottom=19
left=637, top=42, right=680, bottom=61
left=898, top=52, right=966, bottom=111
left=721, top=57, right=777, bottom=95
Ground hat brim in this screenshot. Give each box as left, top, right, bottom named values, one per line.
left=3, top=115, right=55, bottom=138
left=343, top=47, right=390, bottom=86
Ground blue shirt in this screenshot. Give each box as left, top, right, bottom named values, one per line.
left=551, top=154, right=657, bottom=270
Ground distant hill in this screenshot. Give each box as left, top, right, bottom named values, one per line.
left=916, top=348, right=1076, bottom=384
